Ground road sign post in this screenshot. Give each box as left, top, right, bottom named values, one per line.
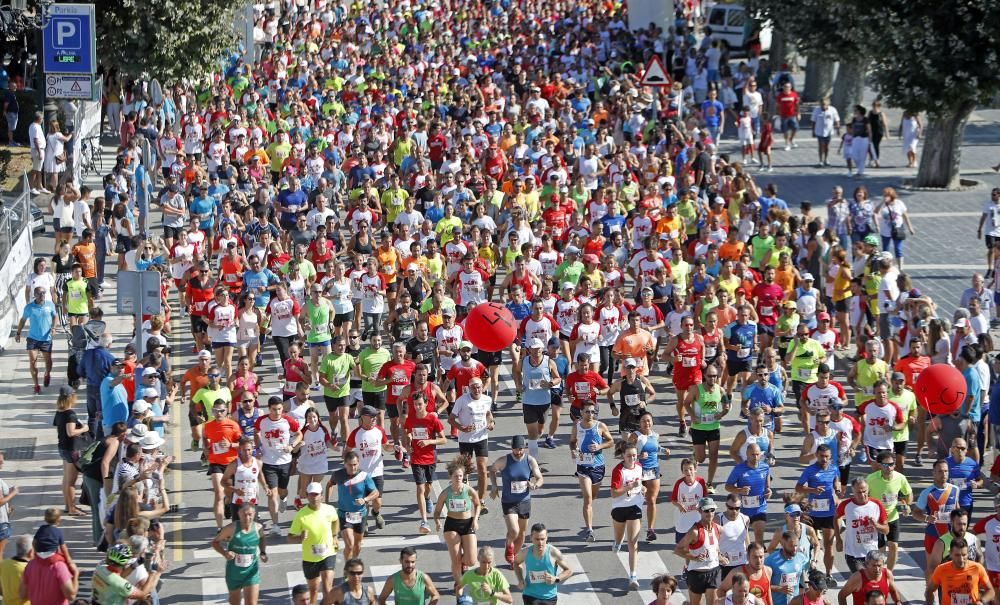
left=116, top=271, right=162, bottom=355
left=42, top=4, right=97, bottom=103
left=639, top=55, right=673, bottom=127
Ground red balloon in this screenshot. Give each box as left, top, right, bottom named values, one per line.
left=464, top=303, right=517, bottom=353
left=914, top=363, right=967, bottom=415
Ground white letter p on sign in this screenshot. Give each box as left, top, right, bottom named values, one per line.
left=56, top=21, right=75, bottom=47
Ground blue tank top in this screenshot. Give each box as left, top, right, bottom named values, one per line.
left=524, top=544, right=558, bottom=600
left=813, top=430, right=841, bottom=466
left=577, top=422, right=604, bottom=467
left=521, top=356, right=551, bottom=406
left=501, top=453, right=531, bottom=503
left=634, top=430, right=660, bottom=471
left=784, top=522, right=812, bottom=562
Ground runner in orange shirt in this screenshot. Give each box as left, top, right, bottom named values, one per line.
left=612, top=311, right=656, bottom=377
left=928, top=540, right=993, bottom=605
left=203, top=401, right=243, bottom=530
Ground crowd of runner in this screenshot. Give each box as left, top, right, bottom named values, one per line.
left=3, top=0, right=1000, bottom=604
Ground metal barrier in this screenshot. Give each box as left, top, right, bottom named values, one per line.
left=0, top=174, right=34, bottom=350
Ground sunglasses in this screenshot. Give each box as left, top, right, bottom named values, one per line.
left=208, top=373, right=221, bottom=378
left=727, top=505, right=741, bottom=511
left=242, top=399, right=255, bottom=403
left=348, top=570, right=364, bottom=576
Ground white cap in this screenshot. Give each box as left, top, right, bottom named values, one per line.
left=954, top=317, right=969, bottom=328
left=306, top=482, right=323, bottom=494
left=198, top=350, right=212, bottom=360
left=561, top=282, right=575, bottom=291
left=142, top=367, right=159, bottom=377
left=565, top=246, right=580, bottom=255
left=801, top=273, right=814, bottom=281
left=527, top=338, right=545, bottom=349
left=140, top=432, right=165, bottom=450
left=142, top=387, right=159, bottom=399
left=132, top=400, right=151, bottom=414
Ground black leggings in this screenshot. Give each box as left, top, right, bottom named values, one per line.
left=599, top=345, right=616, bottom=384
left=273, top=335, right=295, bottom=366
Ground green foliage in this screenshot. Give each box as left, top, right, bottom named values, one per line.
left=745, top=0, right=866, bottom=63
left=94, top=0, right=244, bottom=82
left=838, top=0, right=1000, bottom=115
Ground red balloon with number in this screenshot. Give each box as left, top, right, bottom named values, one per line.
left=465, top=303, right=517, bottom=353
left=914, top=363, right=967, bottom=415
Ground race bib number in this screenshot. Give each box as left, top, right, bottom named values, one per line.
left=579, top=452, right=595, bottom=464
left=881, top=493, right=897, bottom=507
left=781, top=573, right=797, bottom=588
left=212, top=441, right=230, bottom=455
left=760, top=306, right=774, bottom=317
left=345, top=511, right=363, bottom=524
left=705, top=346, right=717, bottom=358
left=311, top=543, right=328, bottom=557
left=391, top=384, right=404, bottom=396
left=936, top=509, right=952, bottom=523
left=529, top=570, right=547, bottom=583
left=701, top=413, right=716, bottom=424
left=528, top=379, right=542, bottom=390
left=448, top=498, right=469, bottom=513
left=305, top=441, right=326, bottom=456
left=642, top=468, right=657, bottom=481
left=952, top=594, right=971, bottom=605
left=742, top=494, right=761, bottom=508
left=284, top=380, right=299, bottom=392
left=811, top=498, right=830, bottom=512
left=574, top=382, right=590, bottom=395
left=237, top=481, right=257, bottom=502
left=234, top=553, right=253, bottom=568
left=510, top=481, right=528, bottom=494
left=738, top=347, right=751, bottom=358
left=797, top=368, right=811, bottom=380
left=724, top=551, right=746, bottom=564
left=624, top=394, right=640, bottom=407
left=411, top=427, right=429, bottom=440
left=869, top=425, right=886, bottom=437
left=682, top=356, right=698, bottom=368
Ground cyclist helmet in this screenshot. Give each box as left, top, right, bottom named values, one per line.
left=106, top=543, right=134, bottom=566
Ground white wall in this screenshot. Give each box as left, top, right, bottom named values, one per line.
left=627, top=0, right=674, bottom=33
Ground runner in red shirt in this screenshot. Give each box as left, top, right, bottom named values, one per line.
left=775, top=81, right=801, bottom=149
left=402, top=391, right=447, bottom=534
left=751, top=266, right=785, bottom=350
left=373, top=342, right=417, bottom=466
left=447, top=342, right=487, bottom=399
left=564, top=355, right=609, bottom=421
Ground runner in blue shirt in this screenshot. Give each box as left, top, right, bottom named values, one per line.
left=724, top=442, right=771, bottom=544
left=764, top=531, right=810, bottom=605
left=741, top=364, right=784, bottom=432
left=15, top=286, right=57, bottom=393
left=944, top=437, right=982, bottom=514
left=794, top=444, right=841, bottom=581
left=723, top=308, right=758, bottom=401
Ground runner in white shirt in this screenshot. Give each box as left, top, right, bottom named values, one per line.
left=253, top=397, right=302, bottom=533
left=857, top=382, right=904, bottom=465
left=449, top=378, right=495, bottom=512
left=835, top=479, right=888, bottom=570
left=346, top=405, right=393, bottom=531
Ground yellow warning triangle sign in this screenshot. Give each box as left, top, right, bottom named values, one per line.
left=640, top=55, right=672, bottom=88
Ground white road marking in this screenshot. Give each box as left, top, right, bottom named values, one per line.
left=560, top=553, right=603, bottom=605
left=193, top=533, right=440, bottom=559
left=616, top=549, right=670, bottom=603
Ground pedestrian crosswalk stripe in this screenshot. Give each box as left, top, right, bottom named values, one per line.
left=192, top=533, right=440, bottom=559
left=560, top=554, right=603, bottom=605
left=369, top=564, right=397, bottom=602
left=200, top=577, right=230, bottom=604
left=617, top=549, right=670, bottom=602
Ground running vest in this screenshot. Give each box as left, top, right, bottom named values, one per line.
left=521, top=356, right=551, bottom=405
left=501, top=453, right=532, bottom=504
left=523, top=544, right=559, bottom=601
left=692, top=384, right=724, bottom=431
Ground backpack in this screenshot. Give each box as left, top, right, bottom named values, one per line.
left=74, top=435, right=101, bottom=472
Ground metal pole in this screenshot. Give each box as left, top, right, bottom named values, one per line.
left=134, top=277, right=144, bottom=355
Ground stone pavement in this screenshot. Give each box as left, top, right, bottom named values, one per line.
left=0, top=108, right=996, bottom=603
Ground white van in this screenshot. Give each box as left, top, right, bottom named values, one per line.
left=706, top=3, right=772, bottom=56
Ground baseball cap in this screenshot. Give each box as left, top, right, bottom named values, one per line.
left=698, top=497, right=717, bottom=512
left=441, top=307, right=455, bottom=317
left=784, top=503, right=803, bottom=514
left=360, top=405, right=379, bottom=417
left=624, top=359, right=638, bottom=368
left=801, top=273, right=814, bottom=282
left=828, top=396, right=845, bottom=409
left=565, top=245, right=580, bottom=255
left=863, top=234, right=879, bottom=247
left=58, top=384, right=75, bottom=398
left=511, top=435, right=527, bottom=449
left=111, top=358, right=124, bottom=367
left=198, top=350, right=213, bottom=360
left=459, top=341, right=474, bottom=351
left=143, top=387, right=159, bottom=398
left=954, top=317, right=969, bottom=328
left=528, top=338, right=544, bottom=349
left=306, top=482, right=323, bottom=495
left=132, top=400, right=151, bottom=414
left=142, top=367, right=159, bottom=377
left=561, top=282, right=575, bottom=291
left=817, top=312, right=831, bottom=321
left=34, top=525, right=61, bottom=557
left=891, top=371, right=905, bottom=381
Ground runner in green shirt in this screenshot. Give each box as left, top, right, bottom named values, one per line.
left=302, top=285, right=335, bottom=389
left=377, top=547, right=441, bottom=605
left=91, top=543, right=160, bottom=605
left=319, top=337, right=356, bottom=443
left=457, top=547, right=512, bottom=605
left=288, top=484, right=340, bottom=605
left=688, top=370, right=729, bottom=488
left=64, top=266, right=91, bottom=318
left=888, top=371, right=919, bottom=464
left=865, top=450, right=912, bottom=568
left=785, top=323, right=826, bottom=402
left=358, top=334, right=391, bottom=425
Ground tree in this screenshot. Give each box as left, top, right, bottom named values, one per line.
left=842, top=0, right=1000, bottom=188
left=746, top=0, right=869, bottom=120
left=94, top=0, right=245, bottom=82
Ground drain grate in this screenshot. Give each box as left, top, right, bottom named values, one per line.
left=0, top=438, right=37, bottom=460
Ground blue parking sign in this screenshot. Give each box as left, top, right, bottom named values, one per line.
left=42, top=4, right=96, bottom=75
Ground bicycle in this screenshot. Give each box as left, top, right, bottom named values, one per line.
left=80, top=135, right=103, bottom=176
